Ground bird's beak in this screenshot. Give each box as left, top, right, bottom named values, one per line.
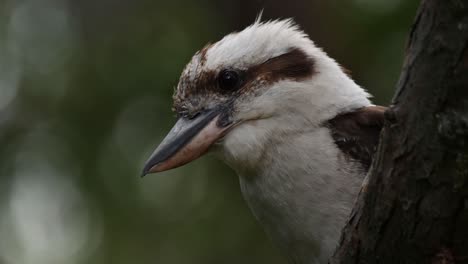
left=141, top=108, right=230, bottom=176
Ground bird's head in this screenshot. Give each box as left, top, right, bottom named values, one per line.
left=142, top=19, right=370, bottom=175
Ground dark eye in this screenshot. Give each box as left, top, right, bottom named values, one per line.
left=218, top=69, right=241, bottom=90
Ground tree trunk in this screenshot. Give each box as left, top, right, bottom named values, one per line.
left=331, top=0, right=468, bottom=263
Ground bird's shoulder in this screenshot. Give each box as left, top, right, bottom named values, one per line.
left=326, top=105, right=387, bottom=171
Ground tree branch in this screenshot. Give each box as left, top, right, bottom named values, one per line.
left=331, top=0, right=468, bottom=263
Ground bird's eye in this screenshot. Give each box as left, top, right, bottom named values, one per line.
left=218, top=69, right=241, bottom=91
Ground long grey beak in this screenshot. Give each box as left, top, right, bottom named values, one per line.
left=142, top=108, right=230, bottom=176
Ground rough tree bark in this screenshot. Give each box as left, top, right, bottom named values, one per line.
left=331, top=0, right=468, bottom=263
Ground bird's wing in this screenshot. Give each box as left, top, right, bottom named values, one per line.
left=327, top=106, right=386, bottom=171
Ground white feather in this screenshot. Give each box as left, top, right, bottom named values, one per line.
left=202, top=19, right=372, bottom=263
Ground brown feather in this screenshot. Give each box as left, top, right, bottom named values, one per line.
left=173, top=47, right=315, bottom=115
left=327, top=106, right=386, bottom=170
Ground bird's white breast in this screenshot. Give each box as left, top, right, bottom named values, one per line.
left=218, top=117, right=365, bottom=264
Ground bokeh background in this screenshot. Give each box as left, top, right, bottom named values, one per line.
left=0, top=0, right=419, bottom=263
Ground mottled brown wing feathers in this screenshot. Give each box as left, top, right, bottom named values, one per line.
left=327, top=106, right=386, bottom=170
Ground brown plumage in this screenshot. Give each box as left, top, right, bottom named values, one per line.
left=173, top=48, right=315, bottom=118
left=327, top=106, right=386, bottom=170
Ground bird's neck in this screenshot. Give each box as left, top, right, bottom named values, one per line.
left=219, top=119, right=365, bottom=263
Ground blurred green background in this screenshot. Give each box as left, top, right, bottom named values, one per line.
left=0, top=0, right=418, bottom=263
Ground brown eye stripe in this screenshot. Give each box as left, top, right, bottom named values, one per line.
left=173, top=47, right=315, bottom=112
left=245, top=48, right=315, bottom=85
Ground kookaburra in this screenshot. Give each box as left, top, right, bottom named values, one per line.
left=142, top=19, right=386, bottom=264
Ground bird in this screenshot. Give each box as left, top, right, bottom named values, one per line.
left=142, top=18, right=386, bottom=264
